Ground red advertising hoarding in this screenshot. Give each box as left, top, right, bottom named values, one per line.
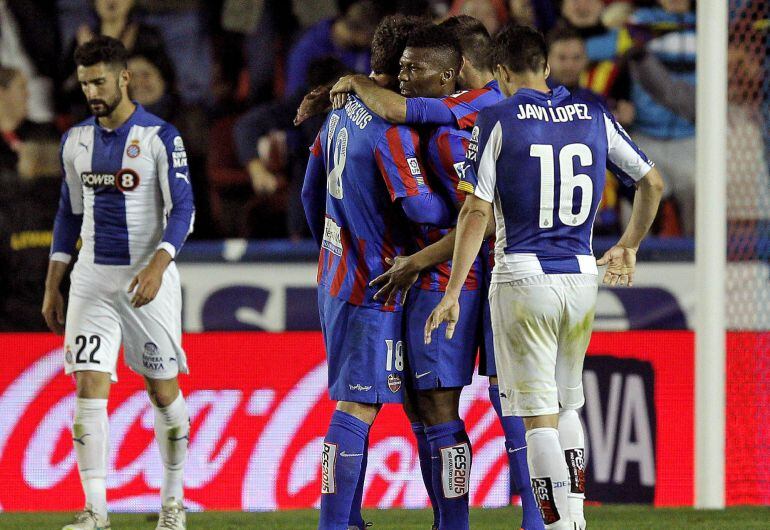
left=0, top=331, right=766, bottom=512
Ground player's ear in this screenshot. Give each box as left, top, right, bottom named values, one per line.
left=544, top=63, right=551, bottom=80
left=119, top=68, right=131, bottom=88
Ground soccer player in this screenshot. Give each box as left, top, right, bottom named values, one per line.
left=41, top=36, right=194, bottom=530
left=301, top=15, right=452, bottom=530
left=332, top=16, right=543, bottom=530
left=425, top=25, right=664, bottom=530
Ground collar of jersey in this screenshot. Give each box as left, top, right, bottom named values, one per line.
left=94, top=102, right=144, bottom=135
left=516, top=85, right=570, bottom=104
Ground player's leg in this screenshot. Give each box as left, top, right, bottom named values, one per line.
left=554, top=274, right=597, bottom=530
left=62, top=263, right=122, bottom=530
left=480, top=296, right=542, bottom=530
left=490, top=278, right=572, bottom=530
left=317, top=291, right=405, bottom=530
left=118, top=263, right=189, bottom=530
left=407, top=288, right=479, bottom=530
left=402, top=385, right=440, bottom=530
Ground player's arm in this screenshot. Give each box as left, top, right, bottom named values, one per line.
left=301, top=132, right=327, bottom=246
left=425, top=113, right=501, bottom=343
left=330, top=74, right=456, bottom=125
left=129, top=127, right=196, bottom=308
left=43, top=133, right=83, bottom=334
left=597, top=112, right=664, bottom=286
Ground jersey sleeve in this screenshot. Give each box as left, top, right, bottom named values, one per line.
left=155, top=124, right=195, bottom=259
left=50, top=130, right=84, bottom=264
left=374, top=126, right=432, bottom=201
left=603, top=111, right=654, bottom=186
left=405, top=97, right=457, bottom=126
left=302, top=131, right=326, bottom=246
left=434, top=129, right=471, bottom=202
left=464, top=110, right=502, bottom=204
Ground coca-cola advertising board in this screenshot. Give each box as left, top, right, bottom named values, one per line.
left=0, top=331, right=766, bottom=512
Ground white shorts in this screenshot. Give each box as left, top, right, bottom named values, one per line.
left=489, top=274, right=597, bottom=417
left=63, top=260, right=188, bottom=382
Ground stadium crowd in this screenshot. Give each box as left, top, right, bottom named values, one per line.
left=0, top=0, right=766, bottom=331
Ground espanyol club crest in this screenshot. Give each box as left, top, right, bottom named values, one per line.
left=126, top=139, right=141, bottom=158
left=387, top=373, right=402, bottom=393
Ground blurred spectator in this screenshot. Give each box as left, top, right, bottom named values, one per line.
left=558, top=0, right=635, bottom=125
left=450, top=0, right=509, bottom=35
left=138, top=0, right=213, bottom=105
left=0, top=138, right=64, bottom=331
left=626, top=0, right=696, bottom=234
left=0, top=0, right=60, bottom=123
left=0, top=68, right=59, bottom=188
left=508, top=0, right=558, bottom=32
left=547, top=26, right=622, bottom=236
left=211, top=58, right=349, bottom=239
left=284, top=0, right=381, bottom=98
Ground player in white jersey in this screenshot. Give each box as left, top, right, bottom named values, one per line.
left=41, top=36, right=194, bottom=530
left=426, top=26, right=664, bottom=530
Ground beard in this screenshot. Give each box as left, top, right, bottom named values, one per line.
left=88, top=90, right=123, bottom=117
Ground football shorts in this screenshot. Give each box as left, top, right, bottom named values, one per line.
left=489, top=273, right=597, bottom=417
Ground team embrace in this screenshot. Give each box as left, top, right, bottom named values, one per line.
left=302, top=14, right=663, bottom=530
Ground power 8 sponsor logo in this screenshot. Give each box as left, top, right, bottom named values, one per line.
left=81, top=169, right=140, bottom=191
left=531, top=477, right=560, bottom=525
left=440, top=442, right=470, bottom=498
left=321, top=442, right=337, bottom=494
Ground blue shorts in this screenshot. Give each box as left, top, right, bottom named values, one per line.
left=406, top=288, right=481, bottom=390
left=318, top=290, right=405, bottom=404
left=478, top=289, right=497, bottom=377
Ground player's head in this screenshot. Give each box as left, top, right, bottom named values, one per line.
left=491, top=24, right=549, bottom=96
left=547, top=25, right=587, bottom=89
left=0, top=66, right=28, bottom=124
left=440, top=15, right=494, bottom=88
left=74, top=35, right=130, bottom=117
left=399, top=24, right=462, bottom=98
left=370, top=15, right=429, bottom=90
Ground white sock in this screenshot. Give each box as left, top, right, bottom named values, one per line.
left=526, top=427, right=572, bottom=530
left=73, top=398, right=109, bottom=518
left=559, top=409, right=586, bottom=528
left=153, top=391, right=189, bottom=504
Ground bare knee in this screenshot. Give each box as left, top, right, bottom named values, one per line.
left=523, top=413, right=559, bottom=431
left=75, top=371, right=111, bottom=399
left=336, top=401, right=381, bottom=425
left=144, top=377, right=180, bottom=407
left=417, top=388, right=461, bottom=427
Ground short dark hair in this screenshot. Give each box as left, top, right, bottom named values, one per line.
left=370, top=15, right=429, bottom=76
left=492, top=24, right=548, bottom=74
left=405, top=24, right=462, bottom=71
left=546, top=23, right=584, bottom=49
left=440, top=15, right=494, bottom=72
left=74, top=35, right=129, bottom=70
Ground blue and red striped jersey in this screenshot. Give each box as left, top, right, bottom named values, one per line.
left=412, top=126, right=483, bottom=291
left=305, top=96, right=433, bottom=310
left=405, top=80, right=504, bottom=131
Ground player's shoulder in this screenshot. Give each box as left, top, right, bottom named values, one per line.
left=432, top=124, right=470, bottom=144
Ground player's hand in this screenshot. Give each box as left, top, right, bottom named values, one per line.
left=128, top=265, right=164, bottom=308
left=369, top=255, right=420, bottom=306
left=329, top=74, right=366, bottom=109
left=424, top=292, right=460, bottom=344
left=294, top=85, right=332, bottom=126
left=42, top=288, right=65, bottom=335
left=597, top=245, right=637, bottom=286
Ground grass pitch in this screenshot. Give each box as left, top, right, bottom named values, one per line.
left=0, top=506, right=768, bottom=529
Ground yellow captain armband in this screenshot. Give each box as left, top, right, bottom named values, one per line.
left=457, top=181, right=475, bottom=194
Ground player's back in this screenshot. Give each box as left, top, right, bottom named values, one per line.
left=472, top=85, right=619, bottom=278
left=316, top=96, right=420, bottom=309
